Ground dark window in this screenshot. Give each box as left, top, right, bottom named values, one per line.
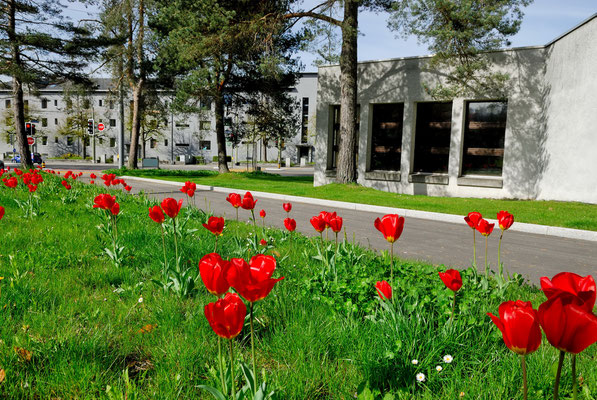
left=99, top=138, right=104, bottom=145
left=109, top=119, right=116, bottom=127
left=175, top=122, right=190, bottom=128
left=5, top=99, right=10, bottom=108
left=301, top=97, right=309, bottom=143
left=200, top=121, right=211, bottom=130
left=99, top=99, right=103, bottom=107
left=413, top=102, right=452, bottom=174
left=55, top=137, right=59, bottom=144
left=200, top=140, right=211, bottom=150
left=54, top=118, right=58, bottom=125
left=462, top=101, right=507, bottom=176
left=329, top=104, right=360, bottom=169
left=42, top=136, right=48, bottom=145
left=41, top=99, right=48, bottom=109
left=41, top=118, right=48, bottom=127
left=54, top=99, right=58, bottom=107
left=370, top=103, right=404, bottom=171
left=164, top=139, right=168, bottom=146
left=110, top=138, right=116, bottom=147
left=150, top=139, right=157, bottom=148
left=67, top=137, right=74, bottom=146
left=200, top=99, right=211, bottom=110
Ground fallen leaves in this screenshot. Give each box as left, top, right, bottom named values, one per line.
left=14, top=347, right=32, bottom=362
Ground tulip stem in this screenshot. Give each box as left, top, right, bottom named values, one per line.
left=498, top=231, right=504, bottom=279
left=521, top=355, right=528, bottom=400
left=160, top=224, right=167, bottom=268
left=451, top=291, right=456, bottom=322
left=472, top=229, right=476, bottom=267
left=319, top=232, right=324, bottom=246
left=250, top=302, right=257, bottom=396
left=484, top=236, right=489, bottom=279
left=390, top=241, right=394, bottom=291
left=218, top=337, right=226, bottom=394
left=572, top=354, right=577, bottom=400
left=553, top=350, right=565, bottom=400
left=229, top=339, right=235, bottom=400
left=251, top=209, right=256, bottom=229
left=214, top=235, right=218, bottom=253
left=172, top=218, right=179, bottom=270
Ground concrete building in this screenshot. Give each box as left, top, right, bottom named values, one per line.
left=0, top=73, right=318, bottom=166
left=314, top=14, right=597, bottom=204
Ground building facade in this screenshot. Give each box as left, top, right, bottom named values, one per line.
left=314, top=15, right=597, bottom=204
left=0, top=73, right=318, bottom=166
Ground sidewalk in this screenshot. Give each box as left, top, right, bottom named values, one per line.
left=121, top=175, right=597, bottom=283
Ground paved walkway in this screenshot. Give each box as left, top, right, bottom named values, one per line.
left=112, top=177, right=596, bottom=284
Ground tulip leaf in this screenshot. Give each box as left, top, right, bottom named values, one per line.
left=196, top=385, right=227, bottom=400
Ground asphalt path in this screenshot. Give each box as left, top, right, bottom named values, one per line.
left=103, top=177, right=595, bottom=285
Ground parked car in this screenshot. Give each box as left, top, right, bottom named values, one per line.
left=11, top=153, right=43, bottom=164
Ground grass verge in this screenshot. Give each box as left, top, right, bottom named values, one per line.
left=105, top=168, right=597, bottom=231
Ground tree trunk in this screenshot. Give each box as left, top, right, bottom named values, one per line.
left=263, top=138, right=268, bottom=163
left=8, top=0, right=32, bottom=169
left=336, top=0, right=358, bottom=183
left=82, top=135, right=87, bottom=160
left=141, top=127, right=146, bottom=159
left=127, top=79, right=144, bottom=169
left=214, top=90, right=229, bottom=173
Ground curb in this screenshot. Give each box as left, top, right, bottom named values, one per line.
left=122, top=175, right=597, bottom=243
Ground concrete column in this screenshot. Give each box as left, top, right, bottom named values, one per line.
left=448, top=98, right=464, bottom=182
left=400, top=101, right=415, bottom=184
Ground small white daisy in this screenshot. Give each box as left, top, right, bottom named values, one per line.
left=138, top=297, right=143, bottom=303
left=411, top=359, right=419, bottom=365
left=416, top=373, right=426, bottom=382
left=443, top=354, right=453, bottom=363
left=436, top=365, right=443, bottom=372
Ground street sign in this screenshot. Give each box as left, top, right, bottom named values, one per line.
left=27, top=136, right=35, bottom=145
left=97, top=123, right=105, bottom=132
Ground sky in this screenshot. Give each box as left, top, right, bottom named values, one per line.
left=294, top=0, right=597, bottom=71
left=63, top=0, right=597, bottom=75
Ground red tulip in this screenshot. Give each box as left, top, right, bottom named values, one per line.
left=28, top=184, right=37, bottom=193
left=284, top=217, right=296, bottom=232
left=180, top=181, right=196, bottom=196
left=90, top=173, right=97, bottom=179
left=204, top=292, right=246, bottom=339
left=5, top=177, right=17, bottom=188
left=0, top=206, right=5, bottom=220
left=538, top=294, right=597, bottom=354
left=148, top=206, right=165, bottom=224
left=476, top=219, right=494, bottom=236
left=259, top=239, right=267, bottom=246
left=464, top=212, right=483, bottom=229
left=110, top=202, right=120, bottom=216
left=283, top=203, right=292, bottom=213
left=319, top=211, right=331, bottom=228
left=540, top=272, right=595, bottom=312
left=226, top=255, right=284, bottom=303
left=90, top=180, right=95, bottom=185
left=374, top=214, right=405, bottom=243
left=310, top=215, right=326, bottom=233
left=497, top=211, right=514, bottom=231
left=124, top=185, right=132, bottom=192
left=161, top=197, right=183, bottom=219
left=203, top=216, right=225, bottom=236
left=375, top=280, right=392, bottom=300
left=187, top=189, right=195, bottom=198
left=93, top=194, right=117, bottom=211
left=438, top=269, right=463, bottom=292
left=199, top=253, right=230, bottom=296
left=259, top=209, right=266, bottom=218
left=487, top=300, right=542, bottom=355
left=328, top=213, right=343, bottom=233
left=240, top=192, right=257, bottom=210
left=226, top=193, right=241, bottom=208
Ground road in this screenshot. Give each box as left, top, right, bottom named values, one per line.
left=101, top=176, right=596, bottom=284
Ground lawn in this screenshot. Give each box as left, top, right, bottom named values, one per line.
left=0, top=170, right=594, bottom=399
left=106, top=168, right=597, bottom=231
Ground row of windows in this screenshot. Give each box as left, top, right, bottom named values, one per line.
left=30, top=136, right=212, bottom=150
left=6, top=98, right=215, bottom=112
left=330, top=101, right=508, bottom=177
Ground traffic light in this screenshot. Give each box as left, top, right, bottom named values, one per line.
left=87, top=119, right=94, bottom=135
left=25, top=122, right=31, bottom=134
left=31, top=124, right=35, bottom=136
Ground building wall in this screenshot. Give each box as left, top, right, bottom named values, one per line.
left=0, top=74, right=318, bottom=165
left=314, top=15, right=597, bottom=204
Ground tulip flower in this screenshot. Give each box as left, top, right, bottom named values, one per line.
left=538, top=294, right=597, bottom=400
left=203, top=216, right=225, bottom=251
left=0, top=206, right=4, bottom=220
left=93, top=194, right=117, bottom=211
left=260, top=239, right=267, bottom=246
left=496, top=211, right=514, bottom=278
left=110, top=202, right=120, bottom=216
left=226, top=193, right=241, bottom=220
left=328, top=213, right=343, bottom=244
left=439, top=269, right=463, bottom=321
left=241, top=191, right=257, bottom=210
left=464, top=211, right=482, bottom=265
left=488, top=300, right=542, bottom=400
left=226, top=254, right=283, bottom=393
left=310, top=215, right=326, bottom=234
left=124, top=185, right=132, bottom=192
left=90, top=180, right=95, bottom=185
left=259, top=209, right=266, bottom=226
left=540, top=272, right=595, bottom=312
left=90, top=173, right=97, bottom=179
left=204, top=292, right=247, bottom=399
left=476, top=218, right=494, bottom=278
left=283, top=202, right=292, bottom=213
left=161, top=197, right=183, bottom=262
left=284, top=217, right=296, bottom=232
left=199, top=253, right=230, bottom=296
left=374, top=214, right=405, bottom=291
left=375, top=280, right=392, bottom=300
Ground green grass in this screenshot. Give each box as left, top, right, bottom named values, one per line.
left=0, top=173, right=595, bottom=399
left=106, top=168, right=597, bottom=231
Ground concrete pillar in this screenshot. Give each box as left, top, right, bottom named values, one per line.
left=448, top=98, right=464, bottom=182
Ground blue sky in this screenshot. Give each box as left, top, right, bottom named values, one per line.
left=295, top=0, right=597, bottom=71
